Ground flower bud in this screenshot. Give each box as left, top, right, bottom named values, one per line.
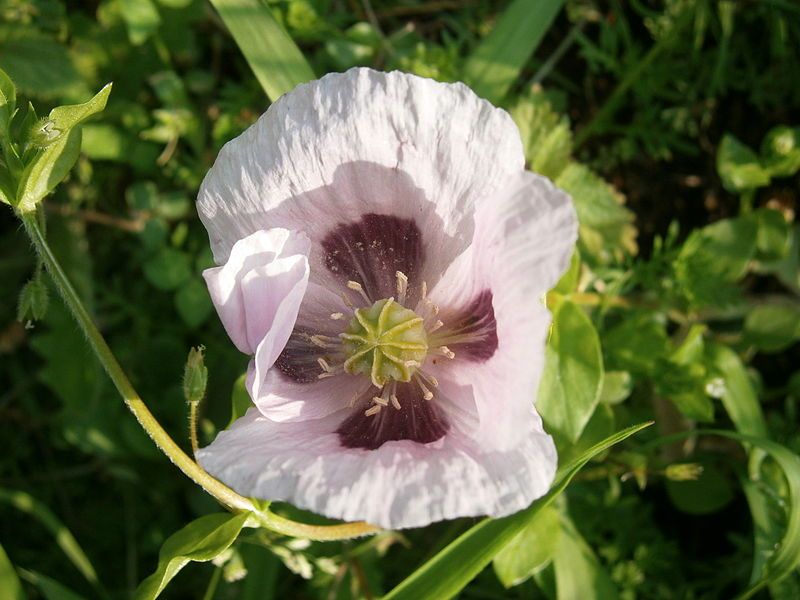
left=665, top=463, right=704, bottom=481
left=183, top=346, right=208, bottom=404
left=17, top=275, right=49, bottom=323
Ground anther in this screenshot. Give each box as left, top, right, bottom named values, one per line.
left=404, top=360, right=421, bottom=368
left=347, top=280, right=371, bottom=304
left=330, top=312, right=345, bottom=320
left=396, top=271, right=409, bottom=304
left=372, top=395, right=389, bottom=406
left=364, top=404, right=382, bottom=417
left=317, top=357, right=333, bottom=372
left=421, top=281, right=428, bottom=300
left=310, top=335, right=335, bottom=348
left=428, top=320, right=443, bottom=333
left=436, top=346, right=456, bottom=359
left=390, top=394, right=401, bottom=410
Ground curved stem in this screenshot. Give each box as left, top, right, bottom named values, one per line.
left=20, top=212, right=380, bottom=541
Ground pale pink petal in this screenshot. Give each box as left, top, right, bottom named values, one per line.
left=427, top=171, right=577, bottom=452
left=203, top=229, right=310, bottom=354
left=196, top=407, right=556, bottom=529
left=197, top=69, right=524, bottom=286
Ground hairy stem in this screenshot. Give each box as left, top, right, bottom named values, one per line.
left=20, top=212, right=380, bottom=541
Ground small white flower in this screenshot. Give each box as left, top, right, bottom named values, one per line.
left=197, top=68, right=577, bottom=529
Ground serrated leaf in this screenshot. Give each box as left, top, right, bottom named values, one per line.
left=134, top=512, right=250, bottom=600
left=717, top=134, right=771, bottom=193
left=463, top=0, right=565, bottom=104
left=0, top=542, right=25, bottom=600
left=493, top=505, right=559, bottom=587
left=555, top=162, right=637, bottom=263
left=537, top=300, right=604, bottom=443
left=510, top=90, right=572, bottom=179
left=209, top=0, right=315, bottom=101
left=383, top=422, right=652, bottom=600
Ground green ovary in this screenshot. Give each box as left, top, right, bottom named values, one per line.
left=341, top=298, right=428, bottom=387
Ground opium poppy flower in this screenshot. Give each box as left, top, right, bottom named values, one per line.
left=196, top=68, right=577, bottom=529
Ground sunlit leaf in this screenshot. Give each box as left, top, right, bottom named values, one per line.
left=0, top=542, right=25, bottom=600
left=743, top=303, right=800, bottom=353
left=717, top=134, right=771, bottom=193
left=493, top=505, right=559, bottom=587
left=463, top=0, right=565, bottom=103
left=538, top=299, right=604, bottom=443
left=551, top=515, right=618, bottom=599
left=209, top=0, right=315, bottom=101
left=134, top=512, right=251, bottom=600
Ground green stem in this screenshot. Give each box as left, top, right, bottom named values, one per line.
left=20, top=212, right=380, bottom=541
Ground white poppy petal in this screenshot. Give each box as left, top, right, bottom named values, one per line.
left=197, top=68, right=524, bottom=286
left=197, top=407, right=556, bottom=530
left=203, top=228, right=310, bottom=354
left=428, top=171, right=578, bottom=452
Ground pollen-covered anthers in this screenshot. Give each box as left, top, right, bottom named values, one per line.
left=346, top=280, right=371, bottom=305
left=317, top=357, right=343, bottom=379
left=413, top=369, right=439, bottom=401
left=364, top=381, right=400, bottom=417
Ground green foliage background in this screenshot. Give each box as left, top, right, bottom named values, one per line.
left=1, top=0, right=800, bottom=598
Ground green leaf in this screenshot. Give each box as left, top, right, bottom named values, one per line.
left=552, top=250, right=580, bottom=295
left=134, top=512, right=250, bottom=600
left=14, top=82, right=112, bottom=212
left=555, top=162, right=638, bottom=263
left=209, top=0, right=316, bottom=101
left=383, top=422, right=652, bottom=600
left=760, top=126, right=800, bottom=179
left=120, top=0, right=162, bottom=45
left=656, top=324, right=714, bottom=422
left=0, top=67, right=16, bottom=137
left=537, top=300, right=604, bottom=443
left=675, top=215, right=757, bottom=306
left=717, top=134, right=771, bottom=193
left=599, top=371, right=632, bottom=405
left=0, top=32, right=83, bottom=98
left=551, top=515, right=618, bottom=599
left=0, top=542, right=25, bottom=600
left=493, top=505, right=559, bottom=588
left=753, top=208, right=791, bottom=262
left=17, top=569, right=87, bottom=600
left=743, top=303, right=800, bottom=353
left=0, top=488, right=102, bottom=592
left=37, top=84, right=112, bottom=148
left=463, top=0, right=565, bottom=104
left=229, top=373, right=253, bottom=427
left=143, top=248, right=192, bottom=291
left=15, top=128, right=81, bottom=212
left=175, top=278, right=214, bottom=328
left=705, top=342, right=766, bottom=438
left=510, top=89, right=572, bottom=179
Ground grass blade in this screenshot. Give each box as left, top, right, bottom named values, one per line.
left=209, top=0, right=315, bottom=101
left=0, top=488, right=102, bottom=595
left=383, top=422, right=652, bottom=600
left=463, top=0, right=565, bottom=104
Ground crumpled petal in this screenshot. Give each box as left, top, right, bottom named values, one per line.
left=428, top=171, right=578, bottom=452
left=196, top=406, right=556, bottom=529
left=203, top=228, right=310, bottom=355
left=197, top=68, right=524, bottom=285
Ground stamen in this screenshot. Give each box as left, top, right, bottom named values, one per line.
left=428, top=320, right=444, bottom=333
left=340, top=293, right=355, bottom=309
left=330, top=312, right=345, bottom=320
left=390, top=394, right=401, bottom=410
left=309, top=334, right=336, bottom=348
left=435, top=345, right=456, bottom=359
left=317, top=357, right=333, bottom=372
left=419, top=370, right=439, bottom=388
left=421, top=280, right=427, bottom=300
left=404, top=360, right=421, bottom=368
left=396, top=270, right=409, bottom=304
left=364, top=404, right=382, bottom=417
left=372, top=395, right=389, bottom=406
left=347, top=280, right=371, bottom=305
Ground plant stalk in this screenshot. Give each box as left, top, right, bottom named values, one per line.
left=20, top=211, right=380, bottom=541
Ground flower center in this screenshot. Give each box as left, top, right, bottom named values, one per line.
left=340, top=298, right=428, bottom=388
